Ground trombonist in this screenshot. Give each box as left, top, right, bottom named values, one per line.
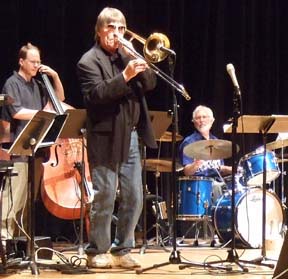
left=77, top=7, right=157, bottom=269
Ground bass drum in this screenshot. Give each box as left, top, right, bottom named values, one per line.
left=212, top=188, right=284, bottom=248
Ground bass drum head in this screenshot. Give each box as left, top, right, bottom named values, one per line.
left=236, top=188, right=283, bottom=248
left=213, top=188, right=284, bottom=248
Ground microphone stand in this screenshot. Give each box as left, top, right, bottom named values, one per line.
left=205, top=87, right=273, bottom=272
left=136, top=53, right=226, bottom=274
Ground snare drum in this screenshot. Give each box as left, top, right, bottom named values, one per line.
left=212, top=188, right=284, bottom=248
left=177, top=176, right=213, bottom=220
left=222, top=174, right=246, bottom=193
left=239, top=150, right=279, bottom=186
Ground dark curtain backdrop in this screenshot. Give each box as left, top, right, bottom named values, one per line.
left=1, top=1, right=288, bottom=149
left=1, top=0, right=288, bottom=239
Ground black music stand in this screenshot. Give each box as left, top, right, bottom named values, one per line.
left=220, top=114, right=288, bottom=270
left=140, top=111, right=172, bottom=254
left=57, top=109, right=90, bottom=257
left=7, top=110, right=66, bottom=275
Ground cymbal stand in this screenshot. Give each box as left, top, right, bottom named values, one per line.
left=139, top=144, right=169, bottom=254
left=147, top=170, right=169, bottom=249
left=201, top=87, right=273, bottom=272
left=136, top=55, right=228, bottom=274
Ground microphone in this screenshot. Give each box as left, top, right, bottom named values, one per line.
left=158, top=45, right=176, bottom=56
left=226, top=63, right=241, bottom=95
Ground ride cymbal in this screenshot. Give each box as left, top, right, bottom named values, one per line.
left=276, top=158, right=288, bottom=163
left=144, top=158, right=184, bottom=172
left=266, top=139, right=288, bottom=150
left=183, top=139, right=235, bottom=160
left=157, top=131, right=183, bottom=142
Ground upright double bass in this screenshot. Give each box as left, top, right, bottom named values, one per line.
left=40, top=73, right=93, bottom=220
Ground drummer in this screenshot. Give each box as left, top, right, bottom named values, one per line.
left=179, top=105, right=232, bottom=203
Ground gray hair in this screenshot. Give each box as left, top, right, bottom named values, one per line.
left=192, top=105, right=214, bottom=121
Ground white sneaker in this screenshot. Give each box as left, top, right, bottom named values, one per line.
left=112, top=253, right=141, bottom=268
left=87, top=253, right=113, bottom=268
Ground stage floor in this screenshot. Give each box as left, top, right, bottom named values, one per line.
left=0, top=239, right=283, bottom=279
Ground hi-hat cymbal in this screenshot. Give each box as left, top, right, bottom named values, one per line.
left=266, top=139, right=288, bottom=150
left=144, top=158, right=184, bottom=172
left=157, top=131, right=183, bottom=142
left=184, top=139, right=234, bottom=160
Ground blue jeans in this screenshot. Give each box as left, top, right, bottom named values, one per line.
left=86, top=131, right=143, bottom=256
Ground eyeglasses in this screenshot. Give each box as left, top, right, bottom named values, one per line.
left=193, top=115, right=211, bottom=121
left=106, top=24, right=126, bottom=33
left=26, top=59, right=41, bottom=66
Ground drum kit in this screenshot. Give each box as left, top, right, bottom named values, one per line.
left=177, top=138, right=285, bottom=248
left=143, top=122, right=286, bottom=249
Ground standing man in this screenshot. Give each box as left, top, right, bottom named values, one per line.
left=1, top=42, right=65, bottom=240
left=179, top=105, right=232, bottom=202
left=77, top=7, right=157, bottom=268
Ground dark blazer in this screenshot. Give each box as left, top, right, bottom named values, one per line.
left=77, top=43, right=157, bottom=166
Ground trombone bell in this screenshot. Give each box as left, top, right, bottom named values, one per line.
left=120, top=29, right=191, bottom=101
left=144, top=33, right=170, bottom=63
left=125, top=29, right=171, bottom=63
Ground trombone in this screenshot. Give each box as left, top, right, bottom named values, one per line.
left=117, top=29, right=191, bottom=101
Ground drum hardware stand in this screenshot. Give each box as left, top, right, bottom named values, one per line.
left=177, top=214, right=215, bottom=247
left=137, top=55, right=228, bottom=274
left=177, top=195, right=215, bottom=247
left=139, top=144, right=168, bottom=254
left=139, top=110, right=174, bottom=254
left=147, top=171, right=170, bottom=249
left=139, top=154, right=170, bottom=254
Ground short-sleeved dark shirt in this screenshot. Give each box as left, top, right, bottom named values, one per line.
left=1, top=71, right=48, bottom=142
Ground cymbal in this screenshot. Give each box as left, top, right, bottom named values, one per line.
left=144, top=158, right=184, bottom=172
left=183, top=139, right=234, bottom=160
left=266, top=139, right=288, bottom=150
left=157, top=131, right=183, bottom=142
left=277, top=158, right=288, bottom=163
